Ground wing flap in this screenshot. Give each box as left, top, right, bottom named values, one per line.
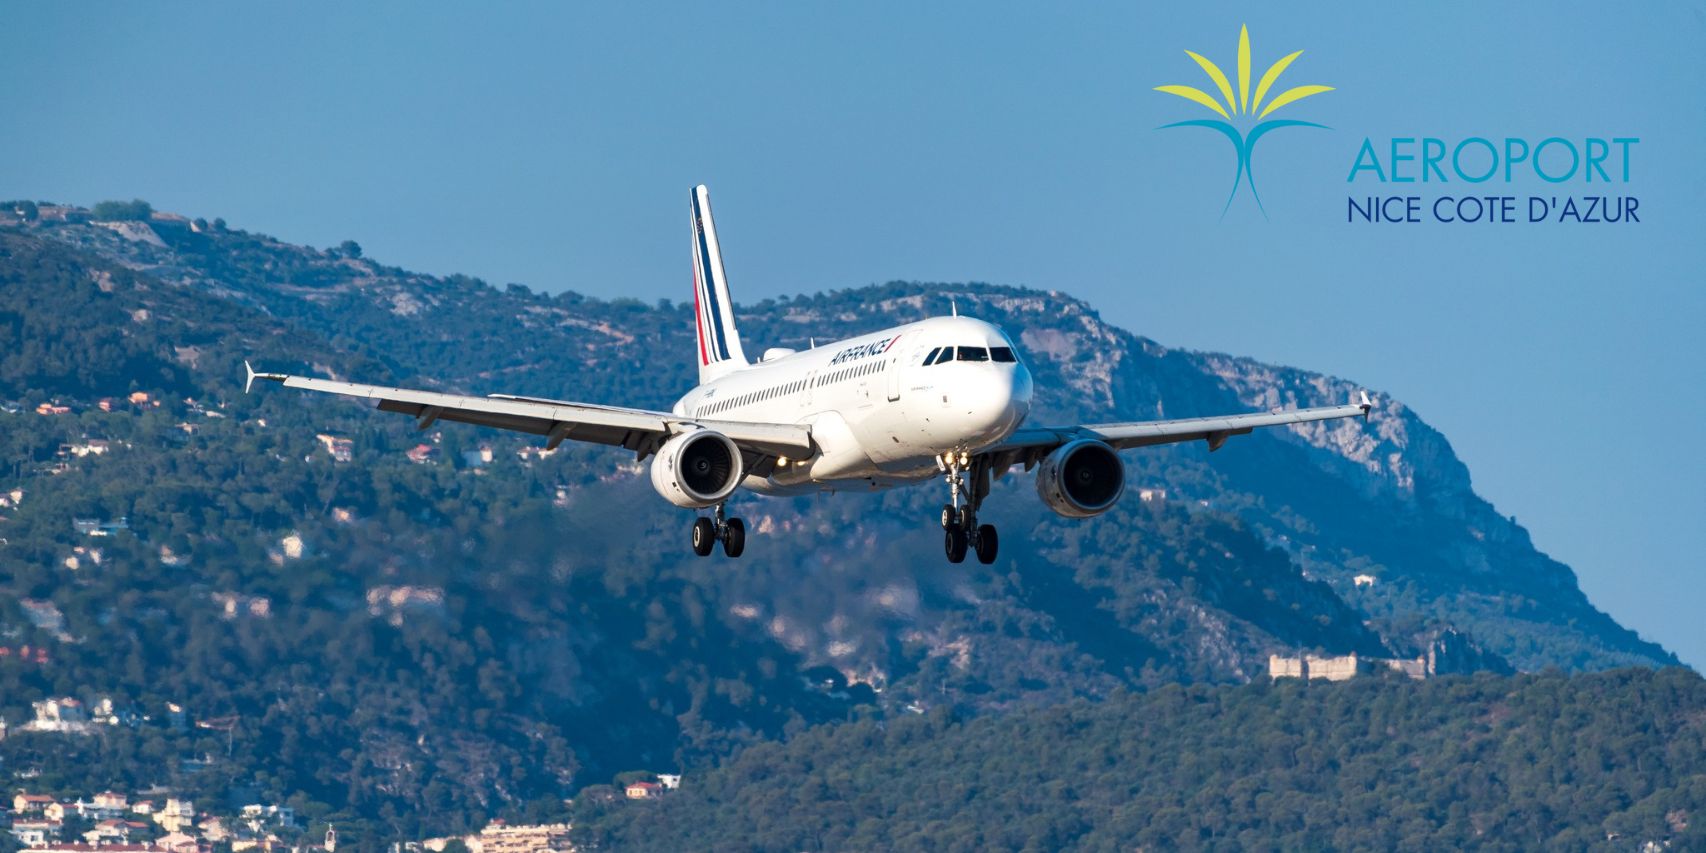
left=989, top=397, right=1371, bottom=457
left=251, top=369, right=814, bottom=458
left=1087, top=402, right=1370, bottom=450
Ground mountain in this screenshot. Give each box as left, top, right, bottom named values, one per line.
left=0, top=203, right=1680, bottom=843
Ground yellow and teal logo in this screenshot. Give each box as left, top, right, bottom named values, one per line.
left=1155, top=25, right=1333, bottom=217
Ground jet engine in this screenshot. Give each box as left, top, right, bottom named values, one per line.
left=1035, top=439, right=1125, bottom=518
left=651, top=429, right=744, bottom=508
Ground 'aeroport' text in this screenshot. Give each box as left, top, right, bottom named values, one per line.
left=1348, top=137, right=1638, bottom=184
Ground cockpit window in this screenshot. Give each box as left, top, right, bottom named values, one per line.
left=956, top=346, right=989, bottom=362
left=990, top=346, right=1016, bottom=363
left=922, top=347, right=941, bottom=366
left=930, top=347, right=952, bottom=365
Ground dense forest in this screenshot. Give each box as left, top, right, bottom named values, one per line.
left=572, top=668, right=1706, bottom=852
left=0, top=206, right=1685, bottom=846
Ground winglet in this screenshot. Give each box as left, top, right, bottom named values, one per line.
left=1358, top=390, right=1373, bottom=416
left=243, top=361, right=288, bottom=394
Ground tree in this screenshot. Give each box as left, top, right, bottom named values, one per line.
left=91, top=199, right=153, bottom=221
left=337, top=240, right=362, bottom=259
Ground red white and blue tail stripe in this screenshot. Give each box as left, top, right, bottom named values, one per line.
left=691, top=185, right=749, bottom=383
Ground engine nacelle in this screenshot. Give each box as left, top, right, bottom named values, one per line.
left=650, top=429, right=744, bottom=508
left=1035, top=439, right=1125, bottom=518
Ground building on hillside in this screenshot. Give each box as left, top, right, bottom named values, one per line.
left=13, top=793, right=56, bottom=814
left=1268, top=653, right=1378, bottom=681
left=60, top=439, right=111, bottom=458
left=315, top=434, right=354, bottom=463
left=405, top=444, right=438, bottom=464
left=26, top=697, right=93, bottom=734
left=657, top=773, right=682, bottom=790
left=1137, top=487, right=1168, bottom=502
left=72, top=517, right=130, bottom=536
left=366, top=586, right=446, bottom=625
left=624, top=781, right=663, bottom=800
left=1353, top=573, right=1377, bottom=587
left=280, top=532, right=305, bottom=560
left=22, top=844, right=165, bottom=853
left=36, top=402, right=71, bottom=415
left=197, top=816, right=231, bottom=843
left=9, top=820, right=62, bottom=848
left=240, top=804, right=298, bottom=831
left=82, top=818, right=148, bottom=844
left=153, top=799, right=196, bottom=833
left=463, top=822, right=574, bottom=853
left=1269, top=652, right=1435, bottom=682
left=92, top=791, right=130, bottom=813
left=154, top=831, right=198, bottom=853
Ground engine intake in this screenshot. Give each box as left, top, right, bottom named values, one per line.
left=651, top=429, right=744, bottom=508
left=1036, top=439, right=1125, bottom=518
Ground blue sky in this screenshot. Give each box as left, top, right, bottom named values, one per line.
left=3, top=2, right=1702, bottom=668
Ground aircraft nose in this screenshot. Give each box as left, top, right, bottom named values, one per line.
left=967, top=362, right=1031, bottom=438
left=1006, top=360, right=1033, bottom=426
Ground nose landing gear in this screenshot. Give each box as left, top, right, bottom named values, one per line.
left=938, top=453, right=998, bottom=565
left=690, top=502, right=745, bottom=558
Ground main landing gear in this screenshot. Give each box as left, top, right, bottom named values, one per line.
left=691, top=502, right=745, bottom=558
left=939, top=452, right=998, bottom=565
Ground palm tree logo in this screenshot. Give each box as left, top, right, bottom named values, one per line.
left=1155, top=25, right=1334, bottom=218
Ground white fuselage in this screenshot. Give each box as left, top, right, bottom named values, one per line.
left=671, top=316, right=1034, bottom=495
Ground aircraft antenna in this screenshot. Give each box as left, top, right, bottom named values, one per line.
left=950, top=298, right=958, bottom=317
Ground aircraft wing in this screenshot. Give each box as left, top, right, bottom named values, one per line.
left=243, top=362, right=814, bottom=461
left=983, top=393, right=1372, bottom=468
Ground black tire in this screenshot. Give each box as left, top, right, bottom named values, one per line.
left=944, top=526, right=968, bottom=563
left=941, top=504, right=955, bottom=529
left=974, top=524, right=999, bottom=564
left=691, top=518, right=716, bottom=557
left=958, top=505, right=976, bottom=531
left=723, top=517, right=746, bottom=558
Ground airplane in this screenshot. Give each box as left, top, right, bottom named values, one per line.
left=247, top=185, right=1371, bottom=564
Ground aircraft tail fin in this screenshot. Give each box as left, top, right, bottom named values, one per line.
left=690, top=185, right=749, bottom=383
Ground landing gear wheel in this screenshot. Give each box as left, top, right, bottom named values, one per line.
left=944, top=526, right=968, bottom=563
left=958, top=505, right=976, bottom=530
left=941, top=504, right=956, bottom=530
left=722, top=517, right=746, bottom=558
left=974, top=524, right=999, bottom=564
left=691, top=518, right=716, bottom=557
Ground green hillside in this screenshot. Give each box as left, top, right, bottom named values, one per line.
left=572, top=668, right=1706, bottom=852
